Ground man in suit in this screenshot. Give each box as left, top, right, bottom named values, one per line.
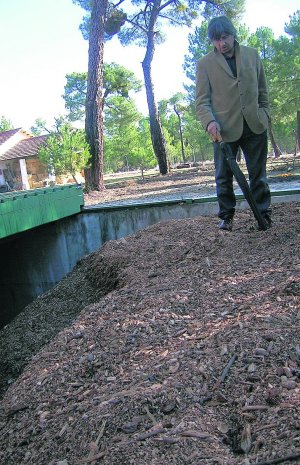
left=196, top=16, right=272, bottom=231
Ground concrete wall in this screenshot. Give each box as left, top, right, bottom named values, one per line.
left=0, top=200, right=219, bottom=327
left=1, top=192, right=299, bottom=327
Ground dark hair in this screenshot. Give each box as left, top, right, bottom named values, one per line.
left=207, top=16, right=237, bottom=41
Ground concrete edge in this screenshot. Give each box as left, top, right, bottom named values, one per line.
left=82, top=189, right=300, bottom=213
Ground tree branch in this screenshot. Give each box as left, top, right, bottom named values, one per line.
left=111, top=0, right=126, bottom=8
left=202, top=0, right=222, bottom=8
left=75, top=83, right=87, bottom=95
left=158, top=13, right=188, bottom=26
left=252, top=451, right=300, bottom=465
left=220, top=354, right=238, bottom=383
left=125, top=16, right=148, bottom=34
left=159, top=0, right=176, bottom=11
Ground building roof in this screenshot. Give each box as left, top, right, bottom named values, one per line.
left=0, top=135, right=48, bottom=161
left=0, top=128, right=22, bottom=145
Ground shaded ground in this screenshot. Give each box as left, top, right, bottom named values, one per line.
left=83, top=154, right=300, bottom=206
left=84, top=166, right=218, bottom=206
left=0, top=199, right=300, bottom=465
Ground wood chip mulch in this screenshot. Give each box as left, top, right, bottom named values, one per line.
left=0, top=202, right=300, bottom=465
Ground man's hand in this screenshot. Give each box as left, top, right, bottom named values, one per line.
left=207, top=121, right=222, bottom=142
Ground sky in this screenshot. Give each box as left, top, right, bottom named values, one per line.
left=0, top=0, right=299, bottom=131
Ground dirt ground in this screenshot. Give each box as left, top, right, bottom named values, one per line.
left=83, top=155, right=300, bottom=207
left=0, top=167, right=300, bottom=465
left=84, top=166, right=218, bottom=206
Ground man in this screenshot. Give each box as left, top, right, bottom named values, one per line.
left=196, top=16, right=272, bottom=231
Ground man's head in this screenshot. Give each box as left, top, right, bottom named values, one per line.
left=207, top=16, right=236, bottom=56
left=207, top=16, right=237, bottom=41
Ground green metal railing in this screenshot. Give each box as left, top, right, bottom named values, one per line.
left=0, top=184, right=84, bottom=239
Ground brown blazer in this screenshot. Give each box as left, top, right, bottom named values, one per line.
left=195, top=41, right=270, bottom=142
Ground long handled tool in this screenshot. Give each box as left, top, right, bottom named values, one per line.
left=220, top=141, right=268, bottom=231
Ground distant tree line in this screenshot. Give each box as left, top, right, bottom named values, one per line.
left=71, top=0, right=245, bottom=189
left=1, top=4, right=299, bottom=190
left=70, top=0, right=299, bottom=189
left=183, top=11, right=300, bottom=158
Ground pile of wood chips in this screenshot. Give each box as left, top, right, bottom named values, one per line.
left=0, top=201, right=300, bottom=465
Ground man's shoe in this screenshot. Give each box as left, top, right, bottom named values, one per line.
left=264, top=213, right=272, bottom=228
left=259, top=213, right=272, bottom=230
left=219, top=218, right=233, bottom=231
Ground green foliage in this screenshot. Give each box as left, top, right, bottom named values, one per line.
left=72, top=0, right=92, bottom=40
left=271, top=118, right=296, bottom=153
left=198, top=0, right=245, bottom=21
left=183, top=10, right=299, bottom=154
left=104, top=9, right=127, bottom=36
left=30, top=118, right=49, bottom=136
left=62, top=63, right=147, bottom=173
left=73, top=0, right=126, bottom=41
left=63, top=72, right=87, bottom=122
left=273, top=11, right=300, bottom=115
left=73, top=0, right=246, bottom=50
left=159, top=94, right=213, bottom=163
left=158, top=93, right=187, bottom=163
left=63, top=63, right=142, bottom=122
left=104, top=96, right=140, bottom=134
left=0, top=116, right=14, bottom=131
left=126, top=119, right=157, bottom=171
left=38, top=123, right=90, bottom=177
left=183, top=21, right=211, bottom=90
left=247, top=12, right=300, bottom=150
left=104, top=97, right=155, bottom=172
left=285, top=10, right=300, bottom=42
left=235, top=23, right=251, bottom=44
left=104, top=62, right=142, bottom=98
left=73, top=0, right=246, bottom=174
left=248, top=27, right=275, bottom=59
left=72, top=0, right=91, bottom=9
left=181, top=105, right=212, bottom=160
left=115, top=0, right=245, bottom=49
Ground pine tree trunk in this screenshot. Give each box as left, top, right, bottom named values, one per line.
left=174, top=105, right=185, bottom=162
left=142, top=0, right=168, bottom=175
left=85, top=0, right=107, bottom=190
left=295, top=110, right=300, bottom=155
left=268, top=118, right=282, bottom=158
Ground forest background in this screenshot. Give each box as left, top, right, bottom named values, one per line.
left=0, top=0, right=299, bottom=182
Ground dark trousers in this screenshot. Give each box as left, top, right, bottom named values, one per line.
left=213, top=121, right=271, bottom=220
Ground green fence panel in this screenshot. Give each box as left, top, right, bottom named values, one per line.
left=0, top=185, right=84, bottom=239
